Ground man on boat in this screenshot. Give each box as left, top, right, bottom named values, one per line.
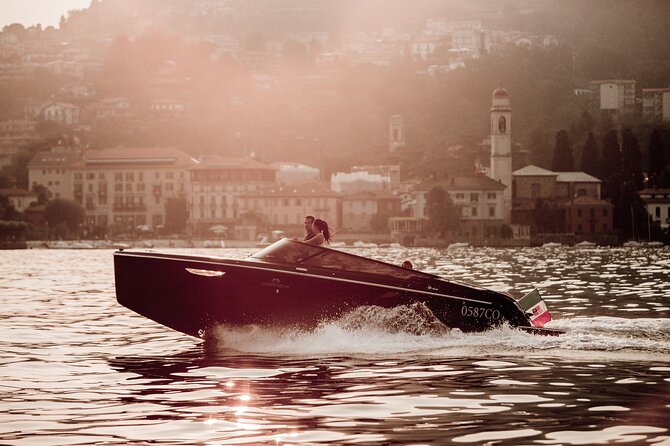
left=304, top=214, right=315, bottom=241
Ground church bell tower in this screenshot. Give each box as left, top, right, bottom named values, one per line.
left=490, top=88, right=512, bottom=222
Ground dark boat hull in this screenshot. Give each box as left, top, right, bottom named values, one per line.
left=114, top=250, right=561, bottom=338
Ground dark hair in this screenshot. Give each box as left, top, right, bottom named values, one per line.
left=305, top=214, right=315, bottom=223
left=313, top=218, right=332, bottom=243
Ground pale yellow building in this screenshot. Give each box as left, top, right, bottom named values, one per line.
left=239, top=182, right=342, bottom=233
left=73, top=147, right=195, bottom=231
left=189, top=156, right=277, bottom=235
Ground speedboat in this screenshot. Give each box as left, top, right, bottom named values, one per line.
left=114, top=238, right=563, bottom=339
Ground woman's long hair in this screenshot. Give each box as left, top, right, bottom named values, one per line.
left=313, top=219, right=332, bottom=244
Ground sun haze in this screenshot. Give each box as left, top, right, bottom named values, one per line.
left=0, top=0, right=91, bottom=28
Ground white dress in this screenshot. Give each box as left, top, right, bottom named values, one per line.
left=305, top=233, right=324, bottom=246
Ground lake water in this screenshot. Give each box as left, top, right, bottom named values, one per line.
left=1, top=246, right=669, bottom=445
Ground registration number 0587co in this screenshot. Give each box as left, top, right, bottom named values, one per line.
left=460, top=305, right=501, bottom=320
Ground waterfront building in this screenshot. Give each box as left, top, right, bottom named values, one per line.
left=512, top=165, right=613, bottom=237
left=0, top=188, right=37, bottom=213
left=589, top=79, right=636, bottom=116
left=239, top=182, right=341, bottom=234
left=30, top=146, right=195, bottom=232
left=27, top=149, right=82, bottom=200
left=189, top=156, right=277, bottom=234
left=72, top=147, right=195, bottom=232
left=341, top=191, right=401, bottom=232
left=639, top=188, right=670, bottom=230
left=413, top=175, right=507, bottom=239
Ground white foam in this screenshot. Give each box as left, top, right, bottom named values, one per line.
left=208, top=304, right=670, bottom=359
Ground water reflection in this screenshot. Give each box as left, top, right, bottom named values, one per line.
left=1, top=247, right=669, bottom=444
left=101, top=345, right=670, bottom=444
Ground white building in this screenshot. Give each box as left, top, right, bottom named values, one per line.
left=239, top=182, right=341, bottom=231
left=189, top=156, right=277, bottom=233
left=489, top=87, right=513, bottom=222
left=28, top=149, right=81, bottom=200
left=0, top=188, right=38, bottom=213
left=272, top=162, right=320, bottom=185
left=413, top=175, right=507, bottom=238
left=639, top=188, right=670, bottom=230
left=331, top=171, right=391, bottom=194
left=589, top=79, right=636, bottom=115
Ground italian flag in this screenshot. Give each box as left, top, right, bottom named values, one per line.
left=518, top=289, right=552, bottom=328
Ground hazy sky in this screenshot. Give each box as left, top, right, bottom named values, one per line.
left=1, top=0, right=91, bottom=28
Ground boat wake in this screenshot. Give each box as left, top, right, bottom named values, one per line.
left=209, top=303, right=670, bottom=359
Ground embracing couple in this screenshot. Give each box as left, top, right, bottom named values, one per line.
left=303, top=214, right=332, bottom=246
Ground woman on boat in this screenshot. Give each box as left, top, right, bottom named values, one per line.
left=305, top=219, right=332, bottom=246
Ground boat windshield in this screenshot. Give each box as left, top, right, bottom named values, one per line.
left=251, top=238, right=431, bottom=280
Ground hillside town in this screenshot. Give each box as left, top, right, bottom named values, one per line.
left=0, top=0, right=669, bottom=248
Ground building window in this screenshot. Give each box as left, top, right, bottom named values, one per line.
left=471, top=206, right=478, bottom=217
left=126, top=172, right=134, bottom=182
left=86, top=173, right=95, bottom=180
left=577, top=209, right=582, bottom=217
left=99, top=173, right=105, bottom=180
left=656, top=206, right=661, bottom=218
left=455, top=193, right=465, bottom=200
left=603, top=209, right=608, bottom=217
left=487, top=193, right=496, bottom=200
left=590, top=209, right=595, bottom=219
left=470, top=193, right=479, bottom=202
left=115, top=173, right=122, bottom=182
left=166, top=172, right=174, bottom=179
left=577, top=223, right=583, bottom=232
left=489, top=207, right=495, bottom=217
left=74, top=173, right=82, bottom=180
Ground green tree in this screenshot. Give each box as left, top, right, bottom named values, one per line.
left=616, top=181, right=648, bottom=241
left=580, top=131, right=600, bottom=178
left=601, top=130, right=622, bottom=199
left=648, top=128, right=665, bottom=187
left=0, top=220, right=27, bottom=240
left=425, top=185, right=460, bottom=237
left=601, top=130, right=622, bottom=177
left=44, top=199, right=84, bottom=235
left=165, top=197, right=189, bottom=234
left=0, top=195, right=20, bottom=220
left=551, top=129, right=573, bottom=171
left=31, top=184, right=50, bottom=204
left=621, top=128, right=644, bottom=190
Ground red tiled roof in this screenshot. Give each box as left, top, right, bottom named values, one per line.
left=79, top=147, right=196, bottom=168
left=417, top=175, right=507, bottom=191
left=190, top=156, right=276, bottom=171
left=240, top=182, right=341, bottom=198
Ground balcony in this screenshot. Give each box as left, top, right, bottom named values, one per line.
left=113, top=203, right=147, bottom=212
